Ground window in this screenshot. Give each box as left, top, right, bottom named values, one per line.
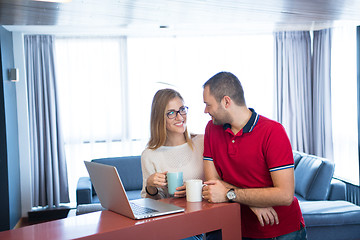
left=55, top=34, right=274, bottom=205
left=127, top=35, right=275, bottom=137
left=55, top=37, right=132, bottom=205
left=331, top=26, right=359, bottom=185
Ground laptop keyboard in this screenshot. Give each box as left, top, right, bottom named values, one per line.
left=130, top=202, right=159, bottom=215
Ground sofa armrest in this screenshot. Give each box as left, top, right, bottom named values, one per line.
left=328, top=178, right=346, bottom=201
left=76, top=177, right=93, bottom=205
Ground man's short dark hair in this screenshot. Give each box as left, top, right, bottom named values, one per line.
left=203, top=72, right=246, bottom=106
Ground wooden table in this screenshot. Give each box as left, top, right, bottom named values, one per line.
left=0, top=198, right=241, bottom=239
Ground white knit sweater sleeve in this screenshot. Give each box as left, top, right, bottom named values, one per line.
left=140, top=149, right=167, bottom=198
left=140, top=149, right=154, bottom=198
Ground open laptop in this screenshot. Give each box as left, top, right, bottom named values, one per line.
left=84, top=161, right=184, bottom=219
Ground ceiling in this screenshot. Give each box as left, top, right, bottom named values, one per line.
left=2, top=0, right=360, bottom=35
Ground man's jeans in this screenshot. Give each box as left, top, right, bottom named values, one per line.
left=242, top=224, right=307, bottom=240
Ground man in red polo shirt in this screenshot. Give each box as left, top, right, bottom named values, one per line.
left=202, top=72, right=306, bottom=240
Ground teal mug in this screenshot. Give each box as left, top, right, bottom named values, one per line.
left=167, top=172, right=183, bottom=196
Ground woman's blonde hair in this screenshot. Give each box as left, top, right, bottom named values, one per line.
left=147, top=88, right=192, bottom=150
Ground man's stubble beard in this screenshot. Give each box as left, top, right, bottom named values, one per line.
left=211, top=107, right=232, bottom=126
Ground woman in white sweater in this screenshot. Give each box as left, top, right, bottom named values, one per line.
left=141, top=88, right=204, bottom=199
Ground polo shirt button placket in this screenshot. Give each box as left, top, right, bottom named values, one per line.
left=228, top=137, right=237, bottom=155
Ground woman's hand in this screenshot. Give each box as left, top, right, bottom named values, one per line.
left=249, top=206, right=279, bottom=227
left=147, top=171, right=168, bottom=188
left=174, top=185, right=186, bottom=198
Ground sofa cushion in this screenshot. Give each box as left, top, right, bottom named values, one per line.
left=294, top=193, right=306, bottom=202
left=126, top=190, right=142, bottom=200
left=294, top=155, right=334, bottom=200
left=300, top=200, right=360, bottom=226
left=91, top=190, right=141, bottom=202
left=76, top=203, right=105, bottom=215
left=92, top=156, right=143, bottom=191
left=293, top=151, right=305, bottom=168
left=300, top=201, right=360, bottom=240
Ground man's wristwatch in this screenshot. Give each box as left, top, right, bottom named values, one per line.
left=226, top=188, right=236, bottom=202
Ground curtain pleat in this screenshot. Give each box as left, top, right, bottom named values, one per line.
left=274, top=30, right=333, bottom=158
left=274, top=31, right=313, bottom=154
left=312, top=29, right=333, bottom=159
left=24, top=35, right=69, bottom=207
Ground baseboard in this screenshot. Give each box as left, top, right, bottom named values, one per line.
left=14, top=218, right=27, bottom=229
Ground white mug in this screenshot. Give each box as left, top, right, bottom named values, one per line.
left=186, top=179, right=204, bottom=202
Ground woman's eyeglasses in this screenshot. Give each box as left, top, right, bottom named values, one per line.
left=166, top=106, right=188, bottom=119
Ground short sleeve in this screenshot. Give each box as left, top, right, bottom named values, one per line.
left=264, top=122, right=294, bottom=171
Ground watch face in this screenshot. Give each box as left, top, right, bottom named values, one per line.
left=227, top=190, right=236, bottom=200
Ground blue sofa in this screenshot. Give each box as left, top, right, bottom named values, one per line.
left=76, top=156, right=143, bottom=206
left=293, top=151, right=360, bottom=240
left=76, top=153, right=360, bottom=240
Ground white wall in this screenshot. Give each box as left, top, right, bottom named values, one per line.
left=12, top=32, right=33, bottom=217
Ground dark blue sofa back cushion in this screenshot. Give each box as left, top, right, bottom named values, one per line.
left=293, top=151, right=306, bottom=168
left=92, top=156, right=143, bottom=191
left=295, top=155, right=335, bottom=200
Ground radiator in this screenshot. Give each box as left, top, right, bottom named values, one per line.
left=346, top=182, right=360, bottom=206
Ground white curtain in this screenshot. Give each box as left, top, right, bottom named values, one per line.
left=55, top=37, right=135, bottom=204
left=275, top=27, right=359, bottom=185
left=24, top=35, right=69, bottom=207
left=312, top=29, right=333, bottom=159
left=274, top=31, right=313, bottom=154
left=274, top=30, right=333, bottom=158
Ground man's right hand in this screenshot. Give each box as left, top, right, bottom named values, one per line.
left=203, top=179, right=228, bottom=203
